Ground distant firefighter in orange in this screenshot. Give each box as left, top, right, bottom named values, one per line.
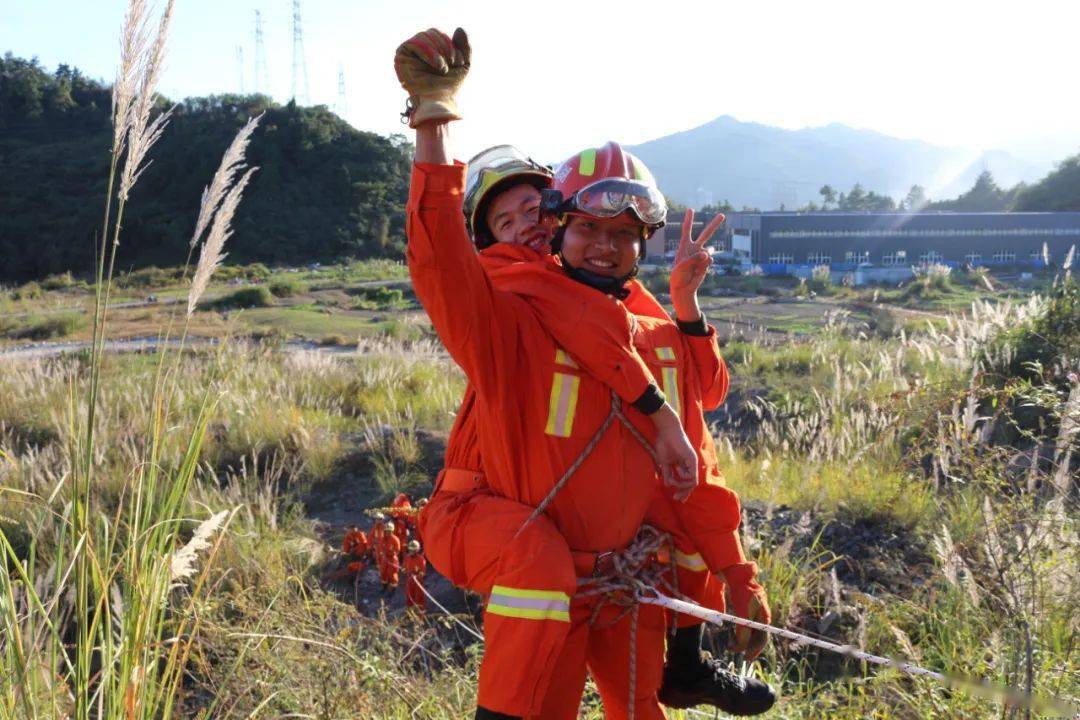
left=402, top=539, right=427, bottom=613
left=342, top=526, right=370, bottom=575
left=377, top=520, right=402, bottom=592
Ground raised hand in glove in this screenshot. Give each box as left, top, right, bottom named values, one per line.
left=722, top=562, right=772, bottom=660
left=394, top=27, right=471, bottom=128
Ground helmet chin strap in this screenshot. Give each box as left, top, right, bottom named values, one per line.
left=558, top=251, right=637, bottom=300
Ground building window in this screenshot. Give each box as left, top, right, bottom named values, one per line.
left=919, top=251, right=944, bottom=264
left=664, top=236, right=679, bottom=254
left=993, top=251, right=1016, bottom=263
left=965, top=253, right=982, bottom=265
left=807, top=253, right=832, bottom=265
left=1029, top=250, right=1044, bottom=263
left=768, top=254, right=794, bottom=264
left=844, top=251, right=869, bottom=264
left=882, top=250, right=907, bottom=266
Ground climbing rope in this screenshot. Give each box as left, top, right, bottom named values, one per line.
left=515, top=391, right=661, bottom=538
left=640, top=593, right=1080, bottom=718
left=411, top=577, right=485, bottom=642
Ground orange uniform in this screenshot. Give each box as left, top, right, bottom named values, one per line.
left=343, top=529, right=369, bottom=556
left=391, top=494, right=418, bottom=538
left=343, top=529, right=370, bottom=574
left=403, top=552, right=427, bottom=612
left=409, top=162, right=747, bottom=719
left=393, top=519, right=410, bottom=546
left=376, top=531, right=402, bottom=587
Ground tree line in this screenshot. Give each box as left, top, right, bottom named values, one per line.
left=0, top=53, right=413, bottom=283
left=807, top=161, right=1080, bottom=215
left=675, top=158, right=1080, bottom=216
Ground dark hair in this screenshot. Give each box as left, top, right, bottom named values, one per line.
left=473, top=176, right=550, bottom=250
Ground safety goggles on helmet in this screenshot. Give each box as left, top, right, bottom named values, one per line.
left=542, top=178, right=667, bottom=227
left=464, top=145, right=553, bottom=233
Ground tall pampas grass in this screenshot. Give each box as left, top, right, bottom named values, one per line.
left=187, top=113, right=263, bottom=317
left=116, top=1, right=174, bottom=203
left=169, top=509, right=232, bottom=582
left=0, top=1, right=263, bottom=717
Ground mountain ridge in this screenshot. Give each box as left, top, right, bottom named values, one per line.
left=627, top=115, right=1049, bottom=209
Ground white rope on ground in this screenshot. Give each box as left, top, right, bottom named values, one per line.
left=642, top=591, right=1080, bottom=718
left=412, top=577, right=485, bottom=642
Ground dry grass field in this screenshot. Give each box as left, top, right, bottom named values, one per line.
left=0, top=1, right=1076, bottom=716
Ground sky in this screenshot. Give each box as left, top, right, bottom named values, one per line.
left=3, top=0, right=1079, bottom=166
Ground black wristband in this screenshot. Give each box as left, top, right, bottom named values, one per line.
left=676, top=313, right=710, bottom=337
left=631, top=384, right=666, bottom=415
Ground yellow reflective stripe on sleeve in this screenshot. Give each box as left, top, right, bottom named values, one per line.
left=661, top=366, right=680, bottom=416
left=655, top=347, right=676, bottom=361
left=554, top=348, right=579, bottom=368
left=545, top=372, right=580, bottom=437
left=675, top=550, right=707, bottom=572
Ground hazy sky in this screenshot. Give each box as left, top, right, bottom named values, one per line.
left=3, top=0, right=1078, bottom=165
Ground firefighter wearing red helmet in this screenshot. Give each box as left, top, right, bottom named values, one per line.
left=537, top=142, right=668, bottom=299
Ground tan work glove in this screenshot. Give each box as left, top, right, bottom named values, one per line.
left=393, top=27, right=471, bottom=128
left=722, top=562, right=772, bottom=660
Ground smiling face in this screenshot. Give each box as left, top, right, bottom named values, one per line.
left=558, top=213, right=644, bottom=277
left=483, top=182, right=553, bottom=252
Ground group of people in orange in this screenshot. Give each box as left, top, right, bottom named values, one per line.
left=342, top=492, right=428, bottom=613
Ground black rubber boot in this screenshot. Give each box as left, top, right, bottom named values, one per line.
left=658, top=625, right=777, bottom=715
left=474, top=707, right=521, bottom=720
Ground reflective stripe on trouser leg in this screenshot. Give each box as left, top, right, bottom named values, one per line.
left=475, top=500, right=578, bottom=717
left=487, top=586, right=571, bottom=622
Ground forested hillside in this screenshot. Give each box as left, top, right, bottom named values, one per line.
left=0, top=53, right=412, bottom=283
left=1014, top=155, right=1080, bottom=211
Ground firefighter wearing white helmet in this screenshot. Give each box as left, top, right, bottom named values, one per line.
left=463, top=145, right=553, bottom=250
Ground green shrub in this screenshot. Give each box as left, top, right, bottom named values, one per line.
left=349, top=285, right=407, bottom=310
left=1005, top=278, right=1079, bottom=381
left=268, top=279, right=306, bottom=298
left=867, top=306, right=898, bottom=338
left=12, top=281, right=42, bottom=300
left=0, top=312, right=85, bottom=340
left=118, top=265, right=185, bottom=288
left=206, top=286, right=275, bottom=310
left=217, top=263, right=272, bottom=282
left=40, top=271, right=82, bottom=290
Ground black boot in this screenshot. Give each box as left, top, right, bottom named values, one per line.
left=658, top=625, right=776, bottom=715
left=474, top=707, right=520, bottom=720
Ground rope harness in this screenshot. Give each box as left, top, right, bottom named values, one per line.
left=514, top=391, right=660, bottom=539
left=576, top=525, right=686, bottom=720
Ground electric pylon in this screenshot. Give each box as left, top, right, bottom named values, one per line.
left=236, top=46, right=245, bottom=94
left=254, top=10, right=269, bottom=95
left=290, top=0, right=310, bottom=104
left=336, top=63, right=348, bottom=119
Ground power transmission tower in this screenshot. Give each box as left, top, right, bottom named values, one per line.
left=336, top=63, right=348, bottom=119
left=236, top=46, right=245, bottom=94
left=290, top=0, right=310, bottom=105
left=254, top=10, right=269, bottom=95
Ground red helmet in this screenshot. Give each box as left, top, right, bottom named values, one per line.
left=545, top=142, right=667, bottom=237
